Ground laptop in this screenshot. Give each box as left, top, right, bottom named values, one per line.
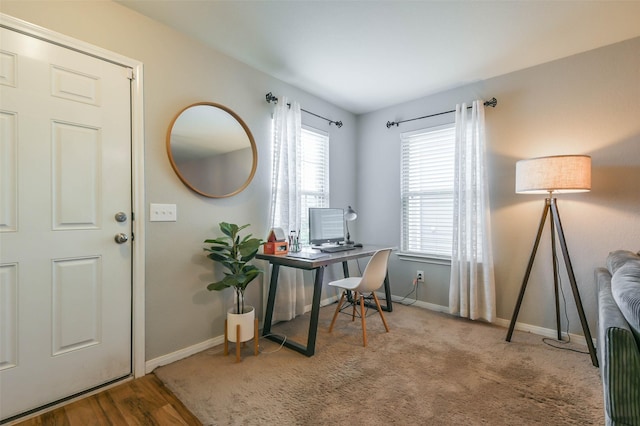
left=287, top=251, right=327, bottom=260
left=319, top=245, right=355, bottom=253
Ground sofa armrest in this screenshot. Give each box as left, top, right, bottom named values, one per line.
left=598, top=273, right=640, bottom=425
left=596, top=267, right=613, bottom=293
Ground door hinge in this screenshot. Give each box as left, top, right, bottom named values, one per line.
left=126, top=68, right=135, bottom=80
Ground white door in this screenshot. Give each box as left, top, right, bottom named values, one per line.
left=0, top=25, right=132, bottom=420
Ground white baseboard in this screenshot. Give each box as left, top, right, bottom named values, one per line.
left=145, top=336, right=225, bottom=374
left=145, top=295, right=338, bottom=373
left=492, top=317, right=595, bottom=347
left=146, top=295, right=594, bottom=373
left=386, top=293, right=450, bottom=313
left=385, top=293, right=595, bottom=347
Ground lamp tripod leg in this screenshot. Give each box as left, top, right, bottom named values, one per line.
left=550, top=200, right=599, bottom=367
left=506, top=201, right=550, bottom=342
left=550, top=208, right=562, bottom=340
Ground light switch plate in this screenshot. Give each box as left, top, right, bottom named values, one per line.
left=150, top=203, right=177, bottom=222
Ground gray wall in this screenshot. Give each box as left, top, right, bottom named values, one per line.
left=1, top=0, right=357, bottom=360
left=356, top=37, right=640, bottom=336
left=4, top=0, right=639, bottom=360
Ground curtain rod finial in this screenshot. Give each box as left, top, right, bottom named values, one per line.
left=484, top=97, right=497, bottom=108
left=386, top=121, right=398, bottom=128
left=265, top=92, right=278, bottom=104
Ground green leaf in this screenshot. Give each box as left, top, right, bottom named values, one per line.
left=243, top=269, right=262, bottom=285
left=206, top=282, right=227, bottom=291
left=206, top=274, right=238, bottom=291
left=236, top=224, right=250, bottom=233
left=207, top=252, right=229, bottom=263
left=243, top=264, right=262, bottom=273
left=204, top=246, right=230, bottom=254
left=219, top=222, right=237, bottom=239
left=240, top=249, right=258, bottom=263
left=204, top=237, right=230, bottom=245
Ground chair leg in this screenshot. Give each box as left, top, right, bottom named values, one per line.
left=329, top=291, right=346, bottom=333
left=360, top=294, right=367, bottom=347
left=235, top=324, right=241, bottom=363
left=254, top=318, right=259, bottom=356
left=372, top=292, right=390, bottom=332
left=224, top=319, right=229, bottom=356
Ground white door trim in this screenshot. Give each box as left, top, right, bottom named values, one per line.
left=0, top=13, right=146, bottom=379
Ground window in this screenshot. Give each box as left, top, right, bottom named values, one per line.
left=400, top=123, right=455, bottom=258
left=300, top=126, right=329, bottom=244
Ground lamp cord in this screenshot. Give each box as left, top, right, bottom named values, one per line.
left=542, top=253, right=590, bottom=355
left=395, top=284, right=418, bottom=306
left=258, top=333, right=287, bottom=354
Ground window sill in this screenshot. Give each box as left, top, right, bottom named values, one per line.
left=397, top=252, right=451, bottom=266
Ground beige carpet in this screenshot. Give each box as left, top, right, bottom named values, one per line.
left=154, top=303, right=604, bottom=425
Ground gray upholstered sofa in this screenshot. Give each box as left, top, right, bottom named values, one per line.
left=596, top=250, right=640, bottom=425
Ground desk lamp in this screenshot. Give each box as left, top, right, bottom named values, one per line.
left=344, top=206, right=357, bottom=245
left=505, top=155, right=598, bottom=367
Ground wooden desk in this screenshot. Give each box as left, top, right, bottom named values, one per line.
left=256, top=245, right=393, bottom=357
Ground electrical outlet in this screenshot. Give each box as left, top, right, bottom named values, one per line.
left=417, top=270, right=424, bottom=282
left=150, top=203, right=177, bottom=222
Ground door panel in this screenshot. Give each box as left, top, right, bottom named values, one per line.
left=52, top=121, right=101, bottom=229
left=0, top=111, right=17, bottom=232
left=0, top=26, right=132, bottom=421
left=52, top=256, right=102, bottom=355
left=0, top=263, right=18, bottom=371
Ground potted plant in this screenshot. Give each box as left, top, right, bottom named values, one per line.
left=204, top=222, right=264, bottom=357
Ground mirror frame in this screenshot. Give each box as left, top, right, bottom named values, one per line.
left=166, top=102, right=258, bottom=198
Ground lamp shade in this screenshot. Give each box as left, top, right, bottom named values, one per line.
left=515, top=155, right=591, bottom=194
left=344, top=206, right=357, bottom=221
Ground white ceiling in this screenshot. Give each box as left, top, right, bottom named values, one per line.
left=118, top=0, right=640, bottom=115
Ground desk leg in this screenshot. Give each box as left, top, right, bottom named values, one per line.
left=305, top=266, right=324, bottom=356
left=262, top=263, right=280, bottom=337
left=262, top=265, right=324, bottom=357
left=342, top=260, right=356, bottom=304
left=382, top=271, right=393, bottom=312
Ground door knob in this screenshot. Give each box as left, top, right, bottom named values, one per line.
left=115, top=212, right=127, bottom=222
left=114, top=233, right=128, bottom=244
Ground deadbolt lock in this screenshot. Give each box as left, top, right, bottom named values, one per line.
left=115, top=212, right=128, bottom=222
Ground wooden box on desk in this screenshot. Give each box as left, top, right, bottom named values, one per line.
left=264, top=228, right=288, bottom=255
left=264, top=241, right=289, bottom=255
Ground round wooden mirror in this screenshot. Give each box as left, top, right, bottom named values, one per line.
left=167, top=102, right=257, bottom=198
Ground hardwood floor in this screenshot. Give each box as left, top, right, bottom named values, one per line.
left=13, top=374, right=201, bottom=426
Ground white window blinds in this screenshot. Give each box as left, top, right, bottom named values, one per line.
left=300, top=126, right=329, bottom=244
left=401, top=123, right=455, bottom=258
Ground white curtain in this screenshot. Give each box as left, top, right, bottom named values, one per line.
left=449, top=101, right=496, bottom=322
left=268, top=97, right=306, bottom=321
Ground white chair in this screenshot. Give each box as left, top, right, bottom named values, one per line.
left=328, top=249, right=391, bottom=347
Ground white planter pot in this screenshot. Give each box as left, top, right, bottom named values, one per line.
left=227, top=305, right=255, bottom=343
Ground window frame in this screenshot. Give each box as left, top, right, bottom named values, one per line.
left=399, top=122, right=456, bottom=262
left=299, top=125, right=330, bottom=245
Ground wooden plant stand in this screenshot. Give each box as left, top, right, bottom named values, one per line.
left=224, top=318, right=259, bottom=362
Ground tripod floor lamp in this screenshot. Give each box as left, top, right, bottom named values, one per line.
left=505, top=155, right=599, bottom=367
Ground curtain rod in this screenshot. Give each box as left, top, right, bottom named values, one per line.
left=265, top=92, right=343, bottom=128
left=386, top=97, right=497, bottom=129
